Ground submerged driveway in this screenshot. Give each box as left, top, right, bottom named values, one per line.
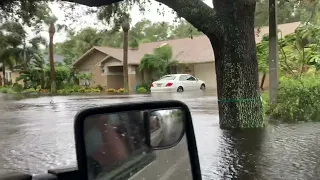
left=1, top=91, right=320, bottom=179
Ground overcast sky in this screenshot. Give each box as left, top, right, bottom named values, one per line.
left=27, top=0, right=213, bottom=43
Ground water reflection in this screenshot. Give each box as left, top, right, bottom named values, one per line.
left=215, top=129, right=267, bottom=180
left=0, top=93, right=320, bottom=180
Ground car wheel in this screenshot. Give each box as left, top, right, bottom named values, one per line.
left=177, top=86, right=184, bottom=92
left=200, top=84, right=206, bottom=90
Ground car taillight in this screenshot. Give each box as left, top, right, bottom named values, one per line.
left=165, top=82, right=173, bottom=87
left=151, top=83, right=154, bottom=87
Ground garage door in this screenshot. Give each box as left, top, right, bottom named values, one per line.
left=194, top=62, right=217, bottom=89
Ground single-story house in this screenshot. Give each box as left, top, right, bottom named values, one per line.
left=0, top=63, right=23, bottom=86
left=72, top=22, right=300, bottom=92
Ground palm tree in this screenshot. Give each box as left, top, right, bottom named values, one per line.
left=43, top=15, right=67, bottom=93
left=138, top=45, right=179, bottom=79
left=122, top=20, right=130, bottom=92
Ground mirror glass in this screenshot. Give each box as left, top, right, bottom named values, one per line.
left=83, top=108, right=190, bottom=180
left=148, top=109, right=184, bottom=148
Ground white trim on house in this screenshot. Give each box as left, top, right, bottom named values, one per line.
left=95, top=55, right=111, bottom=67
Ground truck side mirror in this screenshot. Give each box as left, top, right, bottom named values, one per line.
left=74, top=100, right=202, bottom=180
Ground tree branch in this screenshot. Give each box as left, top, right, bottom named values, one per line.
left=62, top=0, right=222, bottom=36
left=155, top=0, right=221, bottom=36
left=62, top=0, right=123, bottom=6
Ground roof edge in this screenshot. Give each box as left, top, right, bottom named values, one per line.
left=72, top=46, right=110, bottom=67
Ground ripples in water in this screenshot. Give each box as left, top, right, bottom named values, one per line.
left=0, top=94, right=320, bottom=180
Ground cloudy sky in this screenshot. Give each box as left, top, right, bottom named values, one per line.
left=29, top=0, right=213, bottom=43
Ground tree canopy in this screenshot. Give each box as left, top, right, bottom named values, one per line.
left=53, top=19, right=203, bottom=65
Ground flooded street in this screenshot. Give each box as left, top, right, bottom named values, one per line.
left=1, top=92, right=320, bottom=179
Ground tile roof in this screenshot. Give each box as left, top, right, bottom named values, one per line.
left=74, top=22, right=301, bottom=66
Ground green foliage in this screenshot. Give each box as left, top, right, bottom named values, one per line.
left=78, top=72, right=93, bottom=80
left=261, top=92, right=270, bottom=117
left=54, top=19, right=203, bottom=65
left=256, top=35, right=269, bottom=73
left=255, top=0, right=319, bottom=27
left=0, top=86, right=14, bottom=93
left=17, top=54, right=47, bottom=89
left=50, top=65, right=71, bottom=88
left=137, top=87, right=147, bottom=93
left=23, top=88, right=38, bottom=93
left=170, top=20, right=203, bottom=39
left=136, top=81, right=152, bottom=92
left=12, top=83, right=23, bottom=92
left=129, top=38, right=139, bottom=49
left=57, top=85, right=102, bottom=94
left=139, top=45, right=178, bottom=78
left=0, top=1, right=51, bottom=27
left=267, top=76, right=320, bottom=122
left=18, top=57, right=80, bottom=90
left=257, top=24, right=320, bottom=77
left=95, top=84, right=104, bottom=91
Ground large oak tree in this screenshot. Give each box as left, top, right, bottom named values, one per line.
left=62, top=0, right=264, bottom=129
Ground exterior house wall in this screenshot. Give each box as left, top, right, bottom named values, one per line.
left=143, top=70, right=158, bottom=82
left=0, top=71, right=23, bottom=86
left=102, top=58, right=123, bottom=89
left=75, top=50, right=107, bottom=87
left=11, top=71, right=23, bottom=85
left=134, top=66, right=144, bottom=85
left=107, top=75, right=123, bottom=89
left=177, top=64, right=195, bottom=76
left=194, top=62, right=217, bottom=89
left=128, top=65, right=137, bottom=92
left=193, top=62, right=270, bottom=90
left=104, top=59, right=122, bottom=67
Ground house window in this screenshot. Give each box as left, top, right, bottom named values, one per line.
left=5, top=72, right=11, bottom=80
left=169, top=66, right=178, bottom=74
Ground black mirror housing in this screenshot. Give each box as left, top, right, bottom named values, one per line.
left=74, top=100, right=202, bottom=180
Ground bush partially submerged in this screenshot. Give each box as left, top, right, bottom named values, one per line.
left=136, top=82, right=151, bottom=92
left=137, top=87, right=148, bottom=93
left=268, top=76, right=320, bottom=122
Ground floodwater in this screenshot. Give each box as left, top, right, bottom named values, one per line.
left=0, top=91, right=320, bottom=179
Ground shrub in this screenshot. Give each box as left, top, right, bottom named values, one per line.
left=40, top=89, right=50, bottom=93
left=137, top=87, right=148, bottom=93
left=0, top=87, right=13, bottom=93
left=107, top=88, right=116, bottom=92
left=261, top=92, right=269, bottom=115
left=95, top=85, right=104, bottom=91
left=136, top=81, right=152, bottom=92
left=12, top=83, right=23, bottom=93
left=57, top=86, right=101, bottom=94
left=268, top=76, right=320, bottom=122
left=24, top=88, right=38, bottom=93
left=117, top=88, right=125, bottom=93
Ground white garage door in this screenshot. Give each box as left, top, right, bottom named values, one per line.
left=194, top=62, right=217, bottom=89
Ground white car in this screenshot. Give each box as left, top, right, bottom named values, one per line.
left=150, top=74, right=206, bottom=93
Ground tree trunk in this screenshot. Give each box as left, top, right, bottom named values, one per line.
left=260, top=73, right=266, bottom=91
left=2, top=63, right=5, bottom=86
left=123, top=29, right=129, bottom=92
left=209, top=2, right=264, bottom=129
left=49, top=23, right=57, bottom=94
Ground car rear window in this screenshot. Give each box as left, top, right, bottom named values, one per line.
left=160, top=75, right=176, bottom=80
